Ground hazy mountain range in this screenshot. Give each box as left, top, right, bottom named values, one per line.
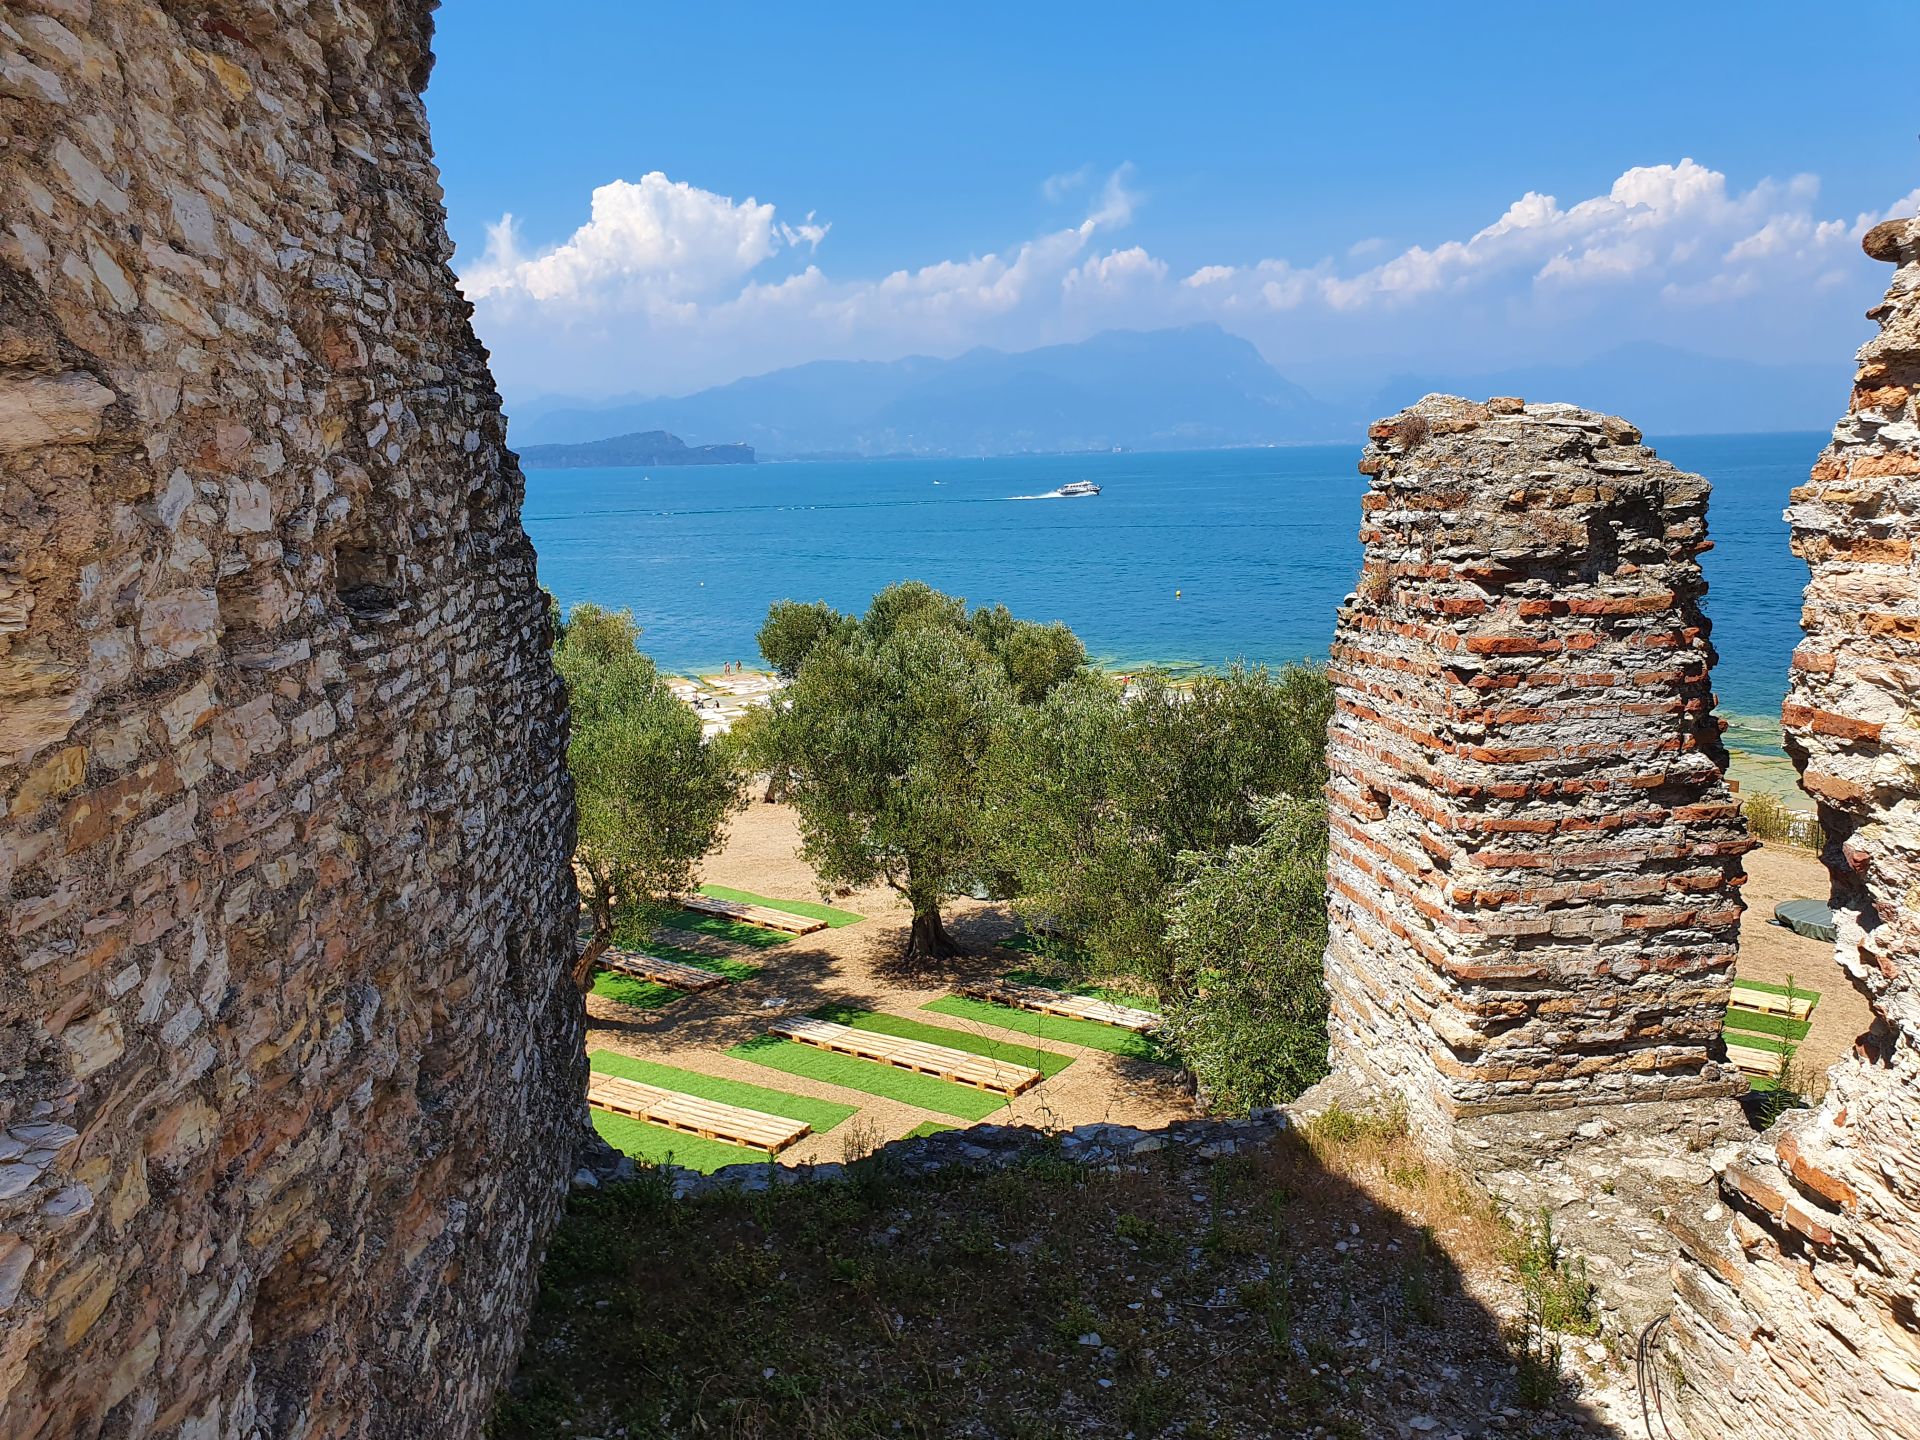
left=505, top=325, right=1841, bottom=460
left=515, top=430, right=754, bottom=468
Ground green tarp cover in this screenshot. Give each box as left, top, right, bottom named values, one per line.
left=1774, top=898, right=1836, bottom=944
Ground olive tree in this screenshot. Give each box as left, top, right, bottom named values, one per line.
left=761, top=582, right=1080, bottom=959
left=985, top=662, right=1333, bottom=990
left=1161, top=797, right=1331, bottom=1111
left=556, top=605, right=743, bottom=987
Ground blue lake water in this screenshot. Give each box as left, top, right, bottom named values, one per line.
left=523, top=431, right=1826, bottom=758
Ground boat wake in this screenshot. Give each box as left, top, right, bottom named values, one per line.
left=1011, top=485, right=1100, bottom=500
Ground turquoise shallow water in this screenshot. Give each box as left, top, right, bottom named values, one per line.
left=523, top=432, right=1825, bottom=756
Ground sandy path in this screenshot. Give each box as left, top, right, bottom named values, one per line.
left=1733, top=840, right=1873, bottom=1094
left=584, top=798, right=1194, bottom=1165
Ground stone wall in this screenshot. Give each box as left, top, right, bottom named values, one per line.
left=0, top=3, right=585, bottom=1437
left=1666, top=217, right=1920, bottom=1438
left=1324, top=396, right=1752, bottom=1123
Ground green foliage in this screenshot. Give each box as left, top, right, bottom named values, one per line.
left=985, top=663, right=1333, bottom=988
left=1160, top=797, right=1331, bottom=1112
left=555, top=604, right=744, bottom=963
left=756, top=582, right=1083, bottom=955
left=1739, top=789, right=1822, bottom=849
left=1749, top=974, right=1814, bottom=1127
left=756, top=599, right=853, bottom=679
left=1303, top=1101, right=1408, bottom=1148
left=1508, top=1211, right=1597, bottom=1337
left=970, top=602, right=1088, bottom=702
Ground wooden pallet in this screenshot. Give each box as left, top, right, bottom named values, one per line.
left=587, top=1072, right=810, bottom=1153
left=1730, top=982, right=1815, bottom=1021
left=597, top=947, right=728, bottom=993
left=1726, top=1039, right=1788, bottom=1078
left=961, top=979, right=1161, bottom=1034
left=769, top=1016, right=1041, bottom=1096
left=680, top=894, right=826, bottom=936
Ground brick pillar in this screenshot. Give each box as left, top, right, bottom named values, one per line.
left=1323, top=396, right=1751, bottom=1121
left=1667, top=214, right=1920, bottom=1440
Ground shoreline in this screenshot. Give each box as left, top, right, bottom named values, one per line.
left=661, top=661, right=1809, bottom=811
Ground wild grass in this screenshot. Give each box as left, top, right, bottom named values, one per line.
left=1739, top=790, right=1822, bottom=849
left=496, top=1103, right=1575, bottom=1438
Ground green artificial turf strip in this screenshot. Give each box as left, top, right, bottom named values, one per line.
left=1001, top=967, right=1161, bottom=1014
left=1731, top=976, right=1822, bottom=1003
left=590, top=970, right=680, bottom=1010
left=922, top=995, right=1172, bottom=1064
left=1723, top=1029, right=1794, bottom=1056
left=636, top=941, right=760, bottom=981
left=589, top=1050, right=856, bottom=1133
left=905, top=1121, right=957, bottom=1139
left=699, top=884, right=864, bottom=927
left=657, top=909, right=791, bottom=948
left=590, top=1110, right=759, bottom=1173
left=726, top=1036, right=1009, bottom=1121
left=1723, top=1010, right=1811, bottom=1042
left=812, top=1005, right=1075, bottom=1078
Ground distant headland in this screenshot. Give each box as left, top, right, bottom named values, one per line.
left=516, top=429, right=755, bottom=468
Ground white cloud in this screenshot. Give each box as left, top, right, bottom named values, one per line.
left=463, top=171, right=802, bottom=303
left=1182, top=264, right=1237, bottom=288
left=1080, top=164, right=1142, bottom=232
left=1064, top=246, right=1168, bottom=296
left=459, top=158, right=1913, bottom=397
left=1042, top=164, right=1093, bottom=202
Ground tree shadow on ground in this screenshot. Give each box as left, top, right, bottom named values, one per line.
left=496, top=1113, right=1618, bottom=1438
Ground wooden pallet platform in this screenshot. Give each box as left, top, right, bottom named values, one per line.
left=769, top=1016, right=1041, bottom=1096
left=587, top=1073, right=810, bottom=1153
left=1730, top=983, right=1815, bottom=1021
left=1726, top=1040, right=1788, bottom=1078
left=597, top=948, right=729, bottom=993
left=680, top=894, right=825, bottom=936
left=961, top=979, right=1161, bottom=1033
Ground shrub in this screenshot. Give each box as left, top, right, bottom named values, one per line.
left=1739, top=790, right=1822, bottom=849
left=1159, top=797, right=1332, bottom=1113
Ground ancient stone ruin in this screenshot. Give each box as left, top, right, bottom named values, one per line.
left=1325, top=395, right=1752, bottom=1125
left=1325, top=219, right=1920, bottom=1436
left=1, top=3, right=584, bottom=1436
left=1665, top=215, right=1920, bottom=1438
left=4, top=0, right=1918, bottom=1433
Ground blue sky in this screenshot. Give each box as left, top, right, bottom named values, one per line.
left=426, top=2, right=1919, bottom=401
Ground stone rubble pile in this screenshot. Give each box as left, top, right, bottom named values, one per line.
left=1, top=3, right=583, bottom=1436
